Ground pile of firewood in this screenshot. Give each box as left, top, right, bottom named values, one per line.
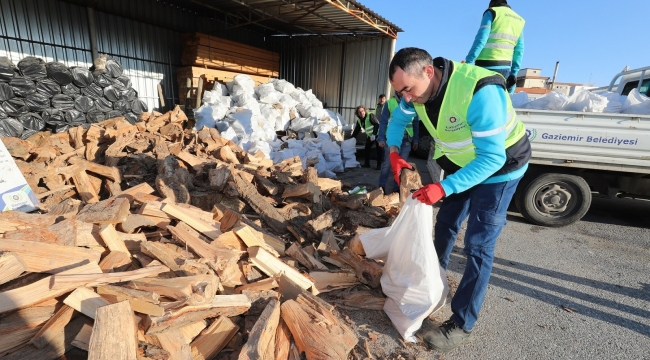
left=0, top=106, right=423, bottom=359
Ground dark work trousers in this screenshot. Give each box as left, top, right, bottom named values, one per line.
left=362, top=137, right=382, bottom=168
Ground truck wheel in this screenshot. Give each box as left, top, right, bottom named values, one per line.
left=515, top=173, right=592, bottom=227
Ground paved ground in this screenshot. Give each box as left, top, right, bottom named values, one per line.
left=328, top=154, right=650, bottom=359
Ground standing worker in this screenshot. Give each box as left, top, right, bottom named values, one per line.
left=465, top=0, right=525, bottom=93
left=351, top=105, right=381, bottom=168
left=387, top=48, right=531, bottom=351
left=377, top=91, right=420, bottom=194
left=375, top=94, right=387, bottom=119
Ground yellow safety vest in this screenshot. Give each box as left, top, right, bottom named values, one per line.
left=356, top=113, right=374, bottom=134
left=476, top=7, right=525, bottom=65
left=387, top=98, right=414, bottom=137
left=414, top=61, right=526, bottom=167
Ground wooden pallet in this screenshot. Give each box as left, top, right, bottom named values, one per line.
left=176, top=66, right=272, bottom=106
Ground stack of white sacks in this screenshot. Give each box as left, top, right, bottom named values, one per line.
left=511, top=88, right=650, bottom=115
left=194, top=74, right=352, bottom=178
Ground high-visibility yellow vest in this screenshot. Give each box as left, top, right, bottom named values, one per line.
left=476, top=7, right=525, bottom=65
left=356, top=113, right=374, bottom=134
left=414, top=61, right=526, bottom=167
left=387, top=98, right=414, bottom=137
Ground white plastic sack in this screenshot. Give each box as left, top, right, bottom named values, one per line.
left=621, top=89, right=650, bottom=115
left=273, top=79, right=296, bottom=94
left=290, top=117, right=315, bottom=132
left=363, top=197, right=449, bottom=342
left=600, top=91, right=624, bottom=113
left=521, top=91, right=568, bottom=111
left=563, top=89, right=608, bottom=113
left=234, top=74, right=256, bottom=90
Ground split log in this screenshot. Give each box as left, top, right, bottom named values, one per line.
left=208, top=164, right=232, bottom=190
left=76, top=197, right=131, bottom=224
left=330, top=192, right=366, bottom=210
left=149, top=329, right=192, bottom=360
left=254, top=174, right=279, bottom=196
left=49, top=264, right=170, bottom=290
left=347, top=233, right=366, bottom=256
left=88, top=301, right=138, bottom=360
left=235, top=277, right=278, bottom=294
left=215, top=145, right=240, bottom=164
left=71, top=322, right=93, bottom=351
left=282, top=182, right=321, bottom=203
left=99, top=251, right=133, bottom=273
left=232, top=172, right=287, bottom=233
left=399, top=162, right=423, bottom=205
left=239, top=298, right=281, bottom=360
left=190, top=316, right=238, bottom=360
left=303, top=208, right=340, bottom=238
left=234, top=225, right=280, bottom=257
left=285, top=243, right=327, bottom=271
left=125, top=274, right=218, bottom=305
left=0, top=239, right=102, bottom=274
left=167, top=223, right=222, bottom=260
left=281, top=294, right=357, bottom=360
left=144, top=294, right=251, bottom=335
left=0, top=253, right=27, bottom=285
left=0, top=303, right=58, bottom=355
left=47, top=216, right=100, bottom=247
left=119, top=214, right=157, bottom=233
left=248, top=247, right=314, bottom=291
left=334, top=290, right=386, bottom=310
left=71, top=169, right=100, bottom=203
left=140, top=241, right=183, bottom=272
left=342, top=209, right=388, bottom=228
left=329, top=249, right=383, bottom=288
left=309, top=271, right=360, bottom=293
left=218, top=207, right=241, bottom=232
left=63, top=287, right=111, bottom=319
left=317, top=177, right=342, bottom=192
left=161, top=203, right=221, bottom=240
left=97, top=285, right=164, bottom=317
left=99, top=224, right=131, bottom=254
left=211, top=231, right=247, bottom=252
left=179, top=320, right=207, bottom=344
left=275, top=320, right=291, bottom=360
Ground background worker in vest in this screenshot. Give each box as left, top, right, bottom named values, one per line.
left=387, top=48, right=531, bottom=351
left=375, top=94, right=387, bottom=119
left=377, top=91, right=420, bottom=194
left=465, top=0, right=525, bottom=93
left=351, top=105, right=381, bottom=168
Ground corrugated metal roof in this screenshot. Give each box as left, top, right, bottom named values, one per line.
left=172, top=0, right=402, bottom=38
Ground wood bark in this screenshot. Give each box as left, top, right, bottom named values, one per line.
left=88, top=301, right=138, bottom=360
left=238, top=298, right=280, bottom=360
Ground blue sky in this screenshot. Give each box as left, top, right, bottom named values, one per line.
left=368, top=0, right=650, bottom=87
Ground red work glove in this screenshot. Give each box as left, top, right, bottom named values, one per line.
left=412, top=183, right=446, bottom=205
left=390, top=152, right=413, bottom=186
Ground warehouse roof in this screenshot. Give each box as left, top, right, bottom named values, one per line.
left=179, top=0, right=402, bottom=38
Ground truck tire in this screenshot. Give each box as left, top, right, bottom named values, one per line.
left=515, top=173, right=592, bottom=227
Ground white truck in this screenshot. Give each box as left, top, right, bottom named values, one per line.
left=428, top=66, right=650, bottom=227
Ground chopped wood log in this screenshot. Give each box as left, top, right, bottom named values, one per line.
left=399, top=162, right=423, bottom=205
left=301, top=167, right=318, bottom=184
left=320, top=229, right=340, bottom=253
left=2, top=136, right=32, bottom=159
left=241, top=289, right=280, bottom=317
left=309, top=271, right=360, bottom=293
left=167, top=223, right=224, bottom=262
left=140, top=241, right=183, bottom=272
left=63, top=287, right=111, bottom=319
left=119, top=214, right=157, bottom=233
left=49, top=264, right=169, bottom=290
left=330, top=192, right=366, bottom=210
left=88, top=301, right=138, bottom=360
left=335, top=290, right=386, bottom=310
left=282, top=182, right=321, bottom=203
left=235, top=277, right=278, bottom=294
left=144, top=294, right=251, bottom=335
left=275, top=319, right=291, bottom=360
left=46, top=216, right=100, bottom=247
left=118, top=232, right=147, bottom=251
left=248, top=247, right=314, bottom=291
left=285, top=243, right=328, bottom=271
left=71, top=321, right=93, bottom=351
left=208, top=164, right=232, bottom=190
left=239, top=298, right=280, bottom=360
left=176, top=150, right=204, bottom=167
left=232, top=172, right=287, bottom=233
left=330, top=249, right=383, bottom=288
left=162, top=203, right=221, bottom=240
left=97, top=285, right=164, bottom=317
left=0, top=303, right=58, bottom=355
left=0, top=239, right=102, bottom=274
left=281, top=295, right=357, bottom=360
left=215, top=145, right=239, bottom=164
left=149, top=329, right=192, bottom=360
left=317, top=177, right=342, bottom=191
left=286, top=225, right=307, bottom=244
left=254, top=174, right=279, bottom=196
left=342, top=209, right=388, bottom=228
left=0, top=262, right=102, bottom=314
left=303, top=208, right=340, bottom=238
left=2, top=315, right=87, bottom=360
left=211, top=231, right=247, bottom=252
left=190, top=316, right=238, bottom=360
left=0, top=253, right=27, bottom=285
left=126, top=274, right=218, bottom=305
left=219, top=207, right=241, bottom=232
left=179, top=320, right=207, bottom=344
left=71, top=169, right=100, bottom=203
left=99, top=251, right=133, bottom=273
left=367, top=188, right=389, bottom=207
left=242, top=222, right=286, bottom=256
left=117, top=182, right=156, bottom=201
left=347, top=233, right=366, bottom=256
left=234, top=225, right=280, bottom=257
left=77, top=197, right=131, bottom=224
left=99, top=223, right=131, bottom=254
left=241, top=261, right=264, bottom=283
left=0, top=212, right=57, bottom=234
left=69, top=157, right=122, bottom=183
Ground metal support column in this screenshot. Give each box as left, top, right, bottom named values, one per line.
left=86, top=7, right=99, bottom=61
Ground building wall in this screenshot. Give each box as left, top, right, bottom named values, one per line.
left=521, top=78, right=547, bottom=89
left=519, top=68, right=541, bottom=77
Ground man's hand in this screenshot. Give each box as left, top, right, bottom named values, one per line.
left=378, top=141, right=386, bottom=148
left=506, top=75, right=517, bottom=90
left=412, top=142, right=419, bottom=151
left=412, top=183, right=445, bottom=205
left=389, top=152, right=412, bottom=185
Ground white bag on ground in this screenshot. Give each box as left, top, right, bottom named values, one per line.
left=363, top=197, right=449, bottom=342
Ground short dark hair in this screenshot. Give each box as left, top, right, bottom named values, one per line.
left=378, top=94, right=386, bottom=99
left=389, top=47, right=433, bottom=81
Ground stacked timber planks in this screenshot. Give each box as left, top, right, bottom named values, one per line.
left=181, top=33, right=279, bottom=77
left=176, top=67, right=271, bottom=106
left=0, top=104, right=415, bottom=359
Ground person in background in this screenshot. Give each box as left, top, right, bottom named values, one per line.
left=377, top=91, right=420, bottom=194
left=351, top=105, right=380, bottom=168
left=465, top=0, right=525, bottom=93
left=387, top=48, right=531, bottom=351
left=375, top=94, right=387, bottom=119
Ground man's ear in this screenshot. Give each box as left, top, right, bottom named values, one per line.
left=424, top=64, right=435, bottom=79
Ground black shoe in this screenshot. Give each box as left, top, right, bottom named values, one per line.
left=422, top=319, right=474, bottom=352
